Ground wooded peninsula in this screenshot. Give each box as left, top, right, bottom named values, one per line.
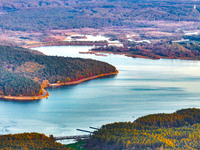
left=0, top=45, right=117, bottom=100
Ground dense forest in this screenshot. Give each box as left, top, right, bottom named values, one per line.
left=0, top=0, right=200, bottom=31
left=0, top=67, right=42, bottom=97
left=0, top=132, right=70, bottom=150
left=0, top=45, right=117, bottom=96
left=86, top=108, right=200, bottom=150
left=3, top=108, right=200, bottom=150
left=92, top=42, right=200, bottom=60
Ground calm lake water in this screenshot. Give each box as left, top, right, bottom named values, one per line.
left=1, top=46, right=200, bottom=142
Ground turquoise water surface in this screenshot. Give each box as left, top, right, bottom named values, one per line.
left=0, top=46, right=200, bottom=140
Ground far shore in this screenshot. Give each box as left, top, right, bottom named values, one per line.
left=24, top=41, right=108, bottom=49
left=28, top=43, right=200, bottom=61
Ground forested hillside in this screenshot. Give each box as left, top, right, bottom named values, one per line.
left=0, top=45, right=117, bottom=97
left=0, top=133, right=69, bottom=150
left=0, top=0, right=197, bottom=10
left=0, top=0, right=199, bottom=31
left=86, top=108, right=200, bottom=150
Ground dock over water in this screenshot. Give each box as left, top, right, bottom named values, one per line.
left=54, top=127, right=98, bottom=140
left=55, top=135, right=90, bottom=140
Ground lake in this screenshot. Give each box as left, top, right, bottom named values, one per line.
left=1, top=46, right=200, bottom=142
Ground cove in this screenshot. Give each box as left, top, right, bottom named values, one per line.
left=0, top=46, right=200, bottom=141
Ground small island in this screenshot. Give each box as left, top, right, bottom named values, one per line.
left=0, top=45, right=118, bottom=100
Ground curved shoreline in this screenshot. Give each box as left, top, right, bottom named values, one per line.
left=50, top=70, right=119, bottom=87
left=0, top=71, right=118, bottom=101
left=1, top=89, right=49, bottom=101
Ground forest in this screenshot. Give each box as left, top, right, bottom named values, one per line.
left=92, top=42, right=200, bottom=60
left=0, top=45, right=116, bottom=96
left=0, top=132, right=70, bottom=150
left=0, top=0, right=200, bottom=31
left=86, top=108, right=200, bottom=150
left=3, top=108, right=200, bottom=150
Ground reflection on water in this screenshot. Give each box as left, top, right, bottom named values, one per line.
left=0, top=46, right=200, bottom=142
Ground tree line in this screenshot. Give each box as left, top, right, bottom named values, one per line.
left=86, top=108, right=200, bottom=150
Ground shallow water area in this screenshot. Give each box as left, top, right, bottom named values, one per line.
left=1, top=45, right=200, bottom=144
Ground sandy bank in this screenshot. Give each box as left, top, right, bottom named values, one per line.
left=0, top=71, right=118, bottom=101
left=1, top=89, right=49, bottom=101
left=50, top=71, right=119, bottom=87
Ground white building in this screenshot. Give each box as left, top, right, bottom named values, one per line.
left=108, top=40, right=124, bottom=47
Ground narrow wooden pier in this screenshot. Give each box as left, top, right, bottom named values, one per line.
left=55, top=135, right=90, bottom=140
left=54, top=128, right=98, bottom=141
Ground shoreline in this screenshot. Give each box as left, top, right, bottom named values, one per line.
left=0, top=71, right=118, bottom=101
left=1, top=89, right=49, bottom=101
left=49, top=70, right=119, bottom=87
left=91, top=50, right=200, bottom=61
left=27, top=43, right=200, bottom=61
left=28, top=43, right=200, bottom=61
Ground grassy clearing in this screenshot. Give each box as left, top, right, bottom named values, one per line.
left=65, top=140, right=87, bottom=150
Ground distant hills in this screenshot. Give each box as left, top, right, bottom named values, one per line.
left=0, top=0, right=197, bottom=10
left=0, top=0, right=198, bottom=10
left=0, top=0, right=200, bottom=31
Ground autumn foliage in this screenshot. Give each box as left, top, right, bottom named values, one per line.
left=0, top=133, right=69, bottom=150
left=86, top=108, right=200, bottom=150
